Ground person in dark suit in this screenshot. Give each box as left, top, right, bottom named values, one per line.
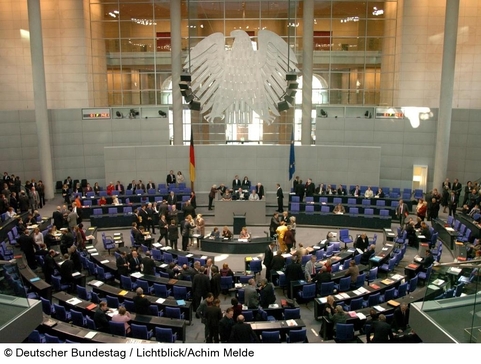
left=270, top=250, right=286, bottom=273
left=259, top=278, right=276, bottom=308
left=167, top=191, right=177, bottom=207
left=59, top=228, right=74, bottom=256
left=168, top=220, right=179, bottom=249
left=355, top=233, right=370, bottom=252
left=229, top=315, right=259, bottom=343
left=205, top=298, right=223, bottom=343
left=241, top=176, right=251, bottom=191
left=219, top=308, right=235, bottom=343
left=312, top=266, right=331, bottom=292
left=136, top=180, right=146, bottom=192
left=393, top=303, right=410, bottom=333
left=116, top=251, right=130, bottom=276
left=192, top=266, right=211, bottom=312
left=114, top=181, right=124, bottom=195
left=304, top=178, right=315, bottom=197
left=59, top=253, right=75, bottom=292
left=420, top=249, right=434, bottom=269
left=276, top=183, right=284, bottom=213
left=360, top=244, right=376, bottom=265
left=284, top=254, right=303, bottom=298
left=94, top=301, right=110, bottom=333
left=166, top=170, right=176, bottom=186
left=255, top=182, right=265, bottom=200
left=141, top=251, right=156, bottom=276
left=232, top=175, right=241, bottom=190
left=145, top=203, right=155, bottom=234
left=133, top=287, right=150, bottom=314
left=263, top=242, right=275, bottom=282
left=448, top=190, right=458, bottom=217
left=127, top=180, right=136, bottom=192
left=210, top=266, right=221, bottom=299
left=42, top=249, right=58, bottom=284
left=146, top=180, right=156, bottom=191
left=396, top=199, right=409, bottom=226
left=366, top=314, right=394, bottom=343
left=128, top=250, right=142, bottom=273
left=52, top=206, right=64, bottom=230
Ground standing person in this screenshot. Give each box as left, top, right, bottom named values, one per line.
left=263, top=242, right=275, bottom=282
left=208, top=184, right=217, bottom=210
left=18, top=229, right=37, bottom=270
left=427, top=197, right=440, bottom=222
left=166, top=170, right=176, bottom=186
left=29, top=187, right=40, bottom=212
left=133, top=287, right=150, bottom=314
left=116, top=251, right=130, bottom=277
left=37, top=180, right=45, bottom=208
left=43, top=249, right=58, bottom=284
left=304, top=178, right=315, bottom=198
left=196, top=213, right=205, bottom=238
left=269, top=212, right=280, bottom=238
left=205, top=298, right=222, bottom=343
left=276, top=220, right=288, bottom=253
left=284, top=225, right=296, bottom=252
left=181, top=215, right=193, bottom=251
left=366, top=314, right=394, bottom=343
left=448, top=190, right=458, bottom=217
left=416, top=198, right=427, bottom=221
left=210, top=266, right=221, bottom=299
left=276, top=183, right=284, bottom=213
left=219, top=308, right=235, bottom=343
left=59, top=253, right=75, bottom=292
left=157, top=214, right=168, bottom=244
left=196, top=292, right=214, bottom=341
left=259, top=278, right=276, bottom=308
left=244, top=278, right=260, bottom=309
left=284, top=254, right=304, bottom=298
left=441, top=178, right=451, bottom=213
left=396, top=199, right=409, bottom=226
left=255, top=182, right=265, bottom=200
left=168, top=220, right=179, bottom=249
left=141, top=251, right=156, bottom=276
left=229, top=315, right=259, bottom=343
left=192, top=266, right=211, bottom=312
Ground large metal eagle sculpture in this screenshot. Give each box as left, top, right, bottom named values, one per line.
left=185, top=29, right=298, bottom=124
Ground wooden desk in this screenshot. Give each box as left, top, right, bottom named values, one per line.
left=53, top=290, right=187, bottom=341
left=88, top=282, right=193, bottom=324
left=17, top=255, right=52, bottom=300
left=40, top=315, right=152, bottom=343
left=249, top=318, right=306, bottom=342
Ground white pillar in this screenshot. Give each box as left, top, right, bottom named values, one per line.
left=171, top=0, right=183, bottom=145
left=27, top=0, right=54, bottom=199
left=301, top=0, right=314, bottom=145
left=433, top=0, right=459, bottom=190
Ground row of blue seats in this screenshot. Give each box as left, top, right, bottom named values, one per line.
left=290, top=204, right=392, bottom=218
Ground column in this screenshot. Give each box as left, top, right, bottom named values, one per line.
left=170, top=0, right=183, bottom=145
left=301, top=0, right=314, bottom=145
left=433, top=0, right=459, bottom=190
left=27, top=0, right=54, bottom=199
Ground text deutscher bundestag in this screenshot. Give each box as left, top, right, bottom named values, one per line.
left=13, top=348, right=255, bottom=359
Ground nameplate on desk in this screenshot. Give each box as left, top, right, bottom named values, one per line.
left=100, top=260, right=110, bottom=264
left=88, top=248, right=97, bottom=253
left=30, top=277, right=40, bottom=282
left=417, top=235, right=426, bottom=239
left=238, top=239, right=248, bottom=242
left=85, top=245, right=94, bottom=250
left=387, top=233, right=396, bottom=237
left=385, top=229, right=392, bottom=232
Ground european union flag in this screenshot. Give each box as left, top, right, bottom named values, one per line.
left=289, top=130, right=295, bottom=181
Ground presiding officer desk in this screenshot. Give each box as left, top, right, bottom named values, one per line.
left=293, top=212, right=392, bottom=229
left=201, top=236, right=271, bottom=254
left=54, top=290, right=186, bottom=342
left=40, top=315, right=152, bottom=343
left=214, top=200, right=266, bottom=225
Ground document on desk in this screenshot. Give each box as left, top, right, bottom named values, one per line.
left=448, top=267, right=462, bottom=274
left=84, top=331, right=97, bottom=339
left=72, top=272, right=81, bottom=277
left=374, top=305, right=385, bottom=312
left=277, top=271, right=285, bottom=275
left=357, top=312, right=367, bottom=320
left=432, top=279, right=445, bottom=286
left=335, top=294, right=344, bottom=300
left=91, top=252, right=99, bottom=256
left=186, top=254, right=193, bottom=257
left=391, top=274, right=404, bottom=281
left=357, top=287, right=369, bottom=294
left=90, top=280, right=104, bottom=287
left=87, top=248, right=97, bottom=253
left=131, top=272, right=144, bottom=278
left=317, top=297, right=327, bottom=304
left=100, top=260, right=110, bottom=264
left=160, top=263, right=168, bottom=268
left=286, top=319, right=297, bottom=327
left=268, top=304, right=279, bottom=308
left=152, top=243, right=161, bottom=248
left=446, top=227, right=455, bottom=232
left=66, top=297, right=82, bottom=306
left=156, top=298, right=166, bottom=304
left=201, top=255, right=208, bottom=259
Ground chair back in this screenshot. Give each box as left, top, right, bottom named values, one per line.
left=76, top=285, right=91, bottom=300
left=173, top=286, right=188, bottom=300
left=367, top=292, right=381, bottom=306
left=153, top=283, right=171, bottom=298
left=109, top=321, right=126, bottom=336
left=220, top=276, right=233, bottom=290
left=287, top=328, right=307, bottom=343
left=283, top=308, right=301, bottom=320
left=320, top=281, right=334, bottom=297
left=338, top=276, right=351, bottom=292
left=261, top=330, right=280, bottom=343
left=71, top=309, right=86, bottom=327
left=396, top=282, right=408, bottom=298
left=335, top=323, right=354, bottom=342
left=106, top=295, right=119, bottom=308
left=165, top=306, right=182, bottom=319
left=45, top=333, right=62, bottom=343
left=155, top=327, right=176, bottom=343
left=85, top=315, right=97, bottom=330
left=349, top=297, right=363, bottom=310
left=131, top=323, right=152, bottom=340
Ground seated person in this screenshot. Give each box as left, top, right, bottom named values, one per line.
left=325, top=185, right=336, bottom=195
left=222, top=226, right=233, bottom=240
left=419, top=249, right=434, bottom=269
left=238, top=227, right=251, bottom=240
left=111, top=195, right=120, bottom=205
left=222, top=189, right=233, bottom=201
left=333, top=203, right=345, bottom=214
left=315, top=183, right=325, bottom=195
left=360, top=244, right=376, bottom=265
left=98, top=196, right=107, bottom=206
left=248, top=189, right=259, bottom=201
left=233, top=188, right=247, bottom=201
left=375, top=188, right=385, bottom=198
left=419, top=221, right=432, bottom=242
left=355, top=233, right=369, bottom=252
left=468, top=204, right=480, bottom=217
left=364, top=186, right=374, bottom=198
left=209, top=227, right=220, bottom=239
left=326, top=305, right=347, bottom=336
left=220, top=263, right=234, bottom=277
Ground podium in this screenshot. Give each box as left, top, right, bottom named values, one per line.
left=233, top=214, right=246, bottom=235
